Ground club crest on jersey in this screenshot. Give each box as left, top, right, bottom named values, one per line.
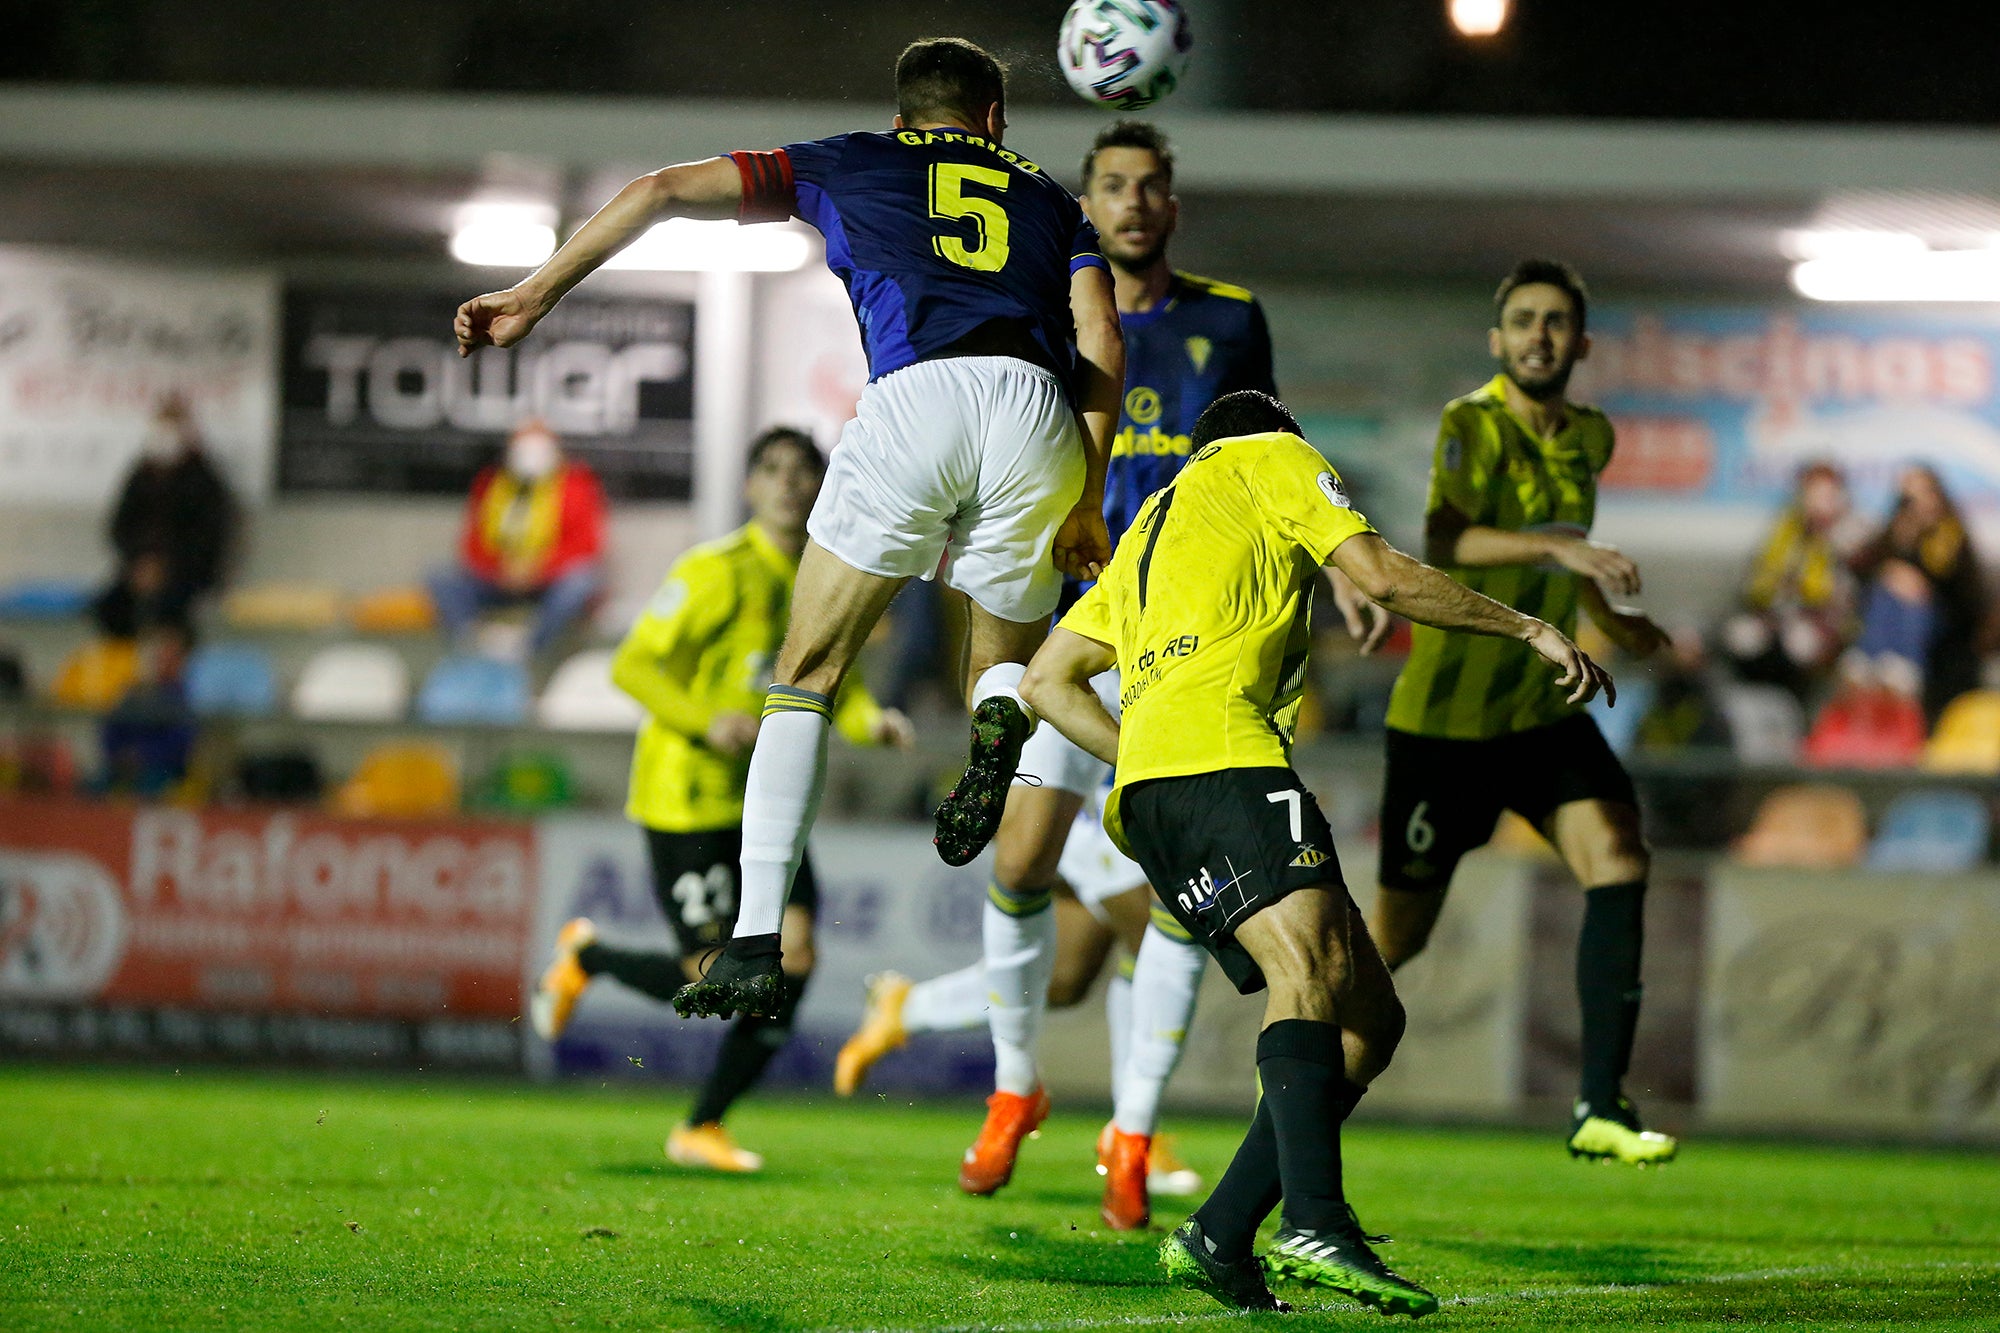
left=1184, top=336, right=1212, bottom=374
left=1316, top=471, right=1351, bottom=509
left=1289, top=846, right=1330, bottom=869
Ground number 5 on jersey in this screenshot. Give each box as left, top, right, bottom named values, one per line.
left=930, top=163, right=1010, bottom=272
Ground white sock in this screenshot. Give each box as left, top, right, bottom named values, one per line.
left=1113, top=924, right=1205, bottom=1136
left=971, top=661, right=1039, bottom=729
left=1105, top=960, right=1134, bottom=1094
left=982, top=884, right=1056, bottom=1097
left=902, top=962, right=989, bottom=1033
left=735, top=691, right=830, bottom=940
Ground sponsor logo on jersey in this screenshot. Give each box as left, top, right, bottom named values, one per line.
left=1184, top=336, right=1213, bottom=374
left=1317, top=471, right=1351, bottom=509
left=1177, top=865, right=1224, bottom=914
left=1111, top=424, right=1192, bottom=458
left=1124, top=385, right=1163, bottom=424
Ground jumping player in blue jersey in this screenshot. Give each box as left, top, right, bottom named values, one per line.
left=836, top=123, right=1347, bottom=1229
left=455, top=39, right=1126, bottom=1023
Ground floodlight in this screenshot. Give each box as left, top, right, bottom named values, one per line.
left=450, top=203, right=558, bottom=268
left=1450, top=0, right=1510, bottom=38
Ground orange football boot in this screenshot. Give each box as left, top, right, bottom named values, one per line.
left=1100, top=1126, right=1152, bottom=1230
left=666, top=1122, right=763, bottom=1173
left=957, top=1086, right=1051, bottom=1195
left=528, top=917, right=596, bottom=1041
left=833, top=971, right=912, bottom=1096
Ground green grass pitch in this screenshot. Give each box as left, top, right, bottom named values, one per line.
left=1, top=1066, right=1995, bottom=1330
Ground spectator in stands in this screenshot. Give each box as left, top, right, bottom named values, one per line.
left=1721, top=461, right=1858, bottom=700
left=92, top=395, right=240, bottom=640
left=1635, top=625, right=1732, bottom=754
left=429, top=420, right=608, bottom=660
left=98, top=625, right=198, bottom=798
left=1847, top=463, right=1988, bottom=723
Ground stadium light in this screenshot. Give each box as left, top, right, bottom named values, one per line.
left=1780, top=229, right=1927, bottom=262
left=449, top=202, right=558, bottom=268
left=1450, top=0, right=1510, bottom=38
left=1791, top=247, right=2000, bottom=301
left=602, top=218, right=814, bottom=272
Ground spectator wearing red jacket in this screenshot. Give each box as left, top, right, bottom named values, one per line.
left=428, top=420, right=607, bottom=659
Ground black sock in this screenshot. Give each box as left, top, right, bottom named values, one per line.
left=1576, top=880, right=1646, bottom=1110
left=576, top=942, right=685, bottom=1003
left=721, top=931, right=782, bottom=963
left=1191, top=1098, right=1282, bottom=1262
left=687, top=971, right=807, bottom=1125
left=1258, top=1019, right=1365, bottom=1236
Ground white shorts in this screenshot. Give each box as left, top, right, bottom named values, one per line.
left=808, top=356, right=1085, bottom=624
left=1014, top=668, right=1119, bottom=797
left=1060, top=778, right=1149, bottom=916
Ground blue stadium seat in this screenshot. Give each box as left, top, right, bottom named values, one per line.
left=185, top=642, right=279, bottom=717
left=417, top=654, right=530, bottom=726
left=1866, top=789, right=1991, bottom=873
left=0, top=579, right=94, bottom=619
left=1589, top=676, right=1655, bottom=755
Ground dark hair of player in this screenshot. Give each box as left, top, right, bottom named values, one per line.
left=1080, top=119, right=1175, bottom=187
left=1190, top=390, right=1301, bottom=448
left=1494, top=258, right=1590, bottom=332
left=895, top=38, right=1007, bottom=127
left=747, top=426, right=826, bottom=476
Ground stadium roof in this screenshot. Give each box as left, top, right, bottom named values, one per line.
left=5, top=86, right=2000, bottom=292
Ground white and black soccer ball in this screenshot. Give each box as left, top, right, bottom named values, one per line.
left=1057, top=0, right=1193, bottom=111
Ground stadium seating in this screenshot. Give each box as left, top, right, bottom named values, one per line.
left=292, top=643, right=409, bottom=721
left=536, top=649, right=645, bottom=731
left=1717, top=683, right=1805, bottom=765
left=1802, top=687, right=1926, bottom=768
left=417, top=654, right=530, bottom=726
left=332, top=742, right=459, bottom=817
left=1922, top=690, right=2000, bottom=775
left=0, top=579, right=94, bottom=619
left=1588, top=676, right=1655, bottom=755
left=1730, top=783, right=1868, bottom=868
left=48, top=639, right=141, bottom=711
left=184, top=642, right=280, bottom=717
left=224, top=582, right=345, bottom=632
left=474, top=750, right=577, bottom=813
left=348, top=585, right=437, bottom=634
left=1866, top=789, right=1991, bottom=873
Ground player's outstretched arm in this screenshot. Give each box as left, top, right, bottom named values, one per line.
left=1331, top=532, right=1614, bottom=707
left=1425, top=501, right=1642, bottom=596
left=1053, top=265, right=1124, bottom=580
left=454, top=156, right=745, bottom=357
left=1020, top=628, right=1120, bottom=765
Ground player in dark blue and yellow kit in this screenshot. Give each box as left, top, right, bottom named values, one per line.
left=455, top=40, right=1127, bottom=1029
left=1022, top=390, right=1609, bottom=1313
left=833, top=123, right=1281, bottom=1222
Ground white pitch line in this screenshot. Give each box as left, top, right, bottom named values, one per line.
left=815, top=1258, right=1998, bottom=1333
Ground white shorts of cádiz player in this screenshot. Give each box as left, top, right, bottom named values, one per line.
left=806, top=355, right=1086, bottom=625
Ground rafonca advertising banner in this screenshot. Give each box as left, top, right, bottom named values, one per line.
left=0, top=248, right=278, bottom=505
left=279, top=288, right=695, bottom=500
left=1576, top=307, right=2000, bottom=520
left=0, top=800, right=534, bottom=1067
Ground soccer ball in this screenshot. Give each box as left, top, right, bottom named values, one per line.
left=1058, top=0, right=1193, bottom=111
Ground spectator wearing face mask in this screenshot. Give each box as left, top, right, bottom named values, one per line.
left=92, top=395, right=240, bottom=639
left=428, top=420, right=608, bottom=659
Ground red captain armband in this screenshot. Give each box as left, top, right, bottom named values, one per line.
left=729, top=150, right=796, bottom=224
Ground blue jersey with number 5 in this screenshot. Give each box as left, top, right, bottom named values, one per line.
left=731, top=131, right=1107, bottom=385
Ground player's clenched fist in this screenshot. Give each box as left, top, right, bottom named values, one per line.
left=454, top=287, right=548, bottom=357
left=1052, top=503, right=1111, bottom=581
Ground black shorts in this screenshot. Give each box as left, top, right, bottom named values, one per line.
left=1376, top=712, right=1638, bottom=892
left=645, top=827, right=819, bottom=957
left=1118, top=767, right=1345, bottom=996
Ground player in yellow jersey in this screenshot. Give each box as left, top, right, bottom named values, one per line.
left=528, top=428, right=912, bottom=1172
left=1372, top=260, right=1678, bottom=1166
left=1019, top=390, right=1610, bottom=1314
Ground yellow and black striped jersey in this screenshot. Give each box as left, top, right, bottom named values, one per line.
left=1385, top=375, right=1616, bottom=740
left=614, top=523, right=883, bottom=831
